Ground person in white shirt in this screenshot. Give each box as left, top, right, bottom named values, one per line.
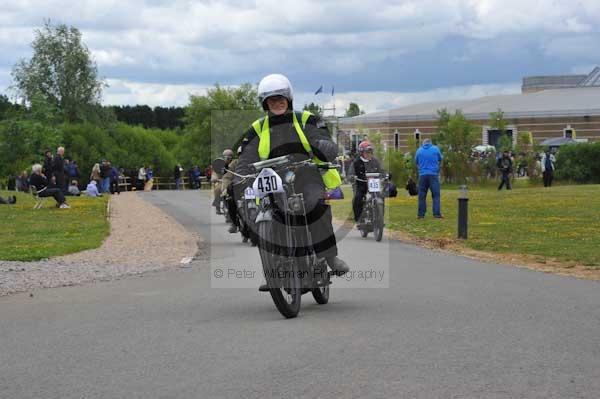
left=137, top=166, right=146, bottom=191
left=85, top=180, right=102, bottom=197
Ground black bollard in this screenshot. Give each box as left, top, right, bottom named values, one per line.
left=457, top=185, right=468, bottom=239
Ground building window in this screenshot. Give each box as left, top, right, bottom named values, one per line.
left=563, top=125, right=574, bottom=139
left=484, top=125, right=517, bottom=149
left=414, top=129, right=421, bottom=144
left=394, top=131, right=399, bottom=150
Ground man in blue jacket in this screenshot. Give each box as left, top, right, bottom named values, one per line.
left=415, top=138, right=443, bottom=219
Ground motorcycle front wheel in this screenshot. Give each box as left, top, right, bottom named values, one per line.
left=374, top=201, right=384, bottom=242
left=258, top=221, right=301, bottom=318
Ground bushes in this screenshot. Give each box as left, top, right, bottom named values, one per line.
left=0, top=119, right=181, bottom=184
left=0, top=118, right=61, bottom=177
left=61, top=123, right=177, bottom=181
left=555, top=143, right=600, bottom=183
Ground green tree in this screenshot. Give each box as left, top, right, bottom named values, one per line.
left=490, top=108, right=512, bottom=151
left=178, top=83, right=261, bottom=168
left=0, top=94, right=22, bottom=120
left=11, top=21, right=105, bottom=122
left=367, top=130, right=385, bottom=162
left=0, top=119, right=61, bottom=177
left=303, top=102, right=323, bottom=117
left=345, top=102, right=364, bottom=117
left=490, top=108, right=507, bottom=132
left=434, top=110, right=478, bottom=183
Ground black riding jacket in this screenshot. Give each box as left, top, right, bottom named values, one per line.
left=353, top=156, right=382, bottom=191
left=235, top=111, right=338, bottom=187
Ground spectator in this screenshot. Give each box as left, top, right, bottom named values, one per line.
left=144, top=166, right=154, bottom=191
left=7, top=175, right=16, bottom=191
left=415, top=138, right=443, bottom=219
left=137, top=165, right=146, bottom=191
left=0, top=195, right=16, bottom=205
left=16, top=171, right=30, bottom=192
left=100, top=159, right=111, bottom=193
left=90, top=163, right=101, bottom=185
left=541, top=150, right=556, bottom=187
left=65, top=159, right=80, bottom=183
left=174, top=164, right=183, bottom=190
left=67, top=180, right=81, bottom=196
left=127, top=169, right=137, bottom=191
left=497, top=150, right=513, bottom=190
left=43, top=149, right=53, bottom=180
left=29, top=163, right=70, bottom=208
left=85, top=180, right=102, bottom=197
left=52, top=146, right=66, bottom=193
left=109, top=164, right=121, bottom=195
left=192, top=166, right=201, bottom=189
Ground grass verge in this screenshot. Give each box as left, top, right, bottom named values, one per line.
left=0, top=190, right=110, bottom=261
left=331, top=183, right=600, bottom=269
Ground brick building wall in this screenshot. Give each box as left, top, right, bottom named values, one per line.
left=340, top=115, right=600, bottom=151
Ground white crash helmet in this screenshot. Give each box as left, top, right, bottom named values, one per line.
left=257, top=74, right=294, bottom=111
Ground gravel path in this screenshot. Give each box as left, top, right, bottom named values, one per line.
left=0, top=192, right=198, bottom=296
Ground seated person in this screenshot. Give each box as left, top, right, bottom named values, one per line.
left=85, top=180, right=102, bottom=197
left=29, top=164, right=70, bottom=209
left=0, top=195, right=17, bottom=205
left=67, top=180, right=81, bottom=196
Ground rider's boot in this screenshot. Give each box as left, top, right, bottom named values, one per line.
left=326, top=256, right=350, bottom=275
left=228, top=224, right=238, bottom=233
left=259, top=281, right=269, bottom=292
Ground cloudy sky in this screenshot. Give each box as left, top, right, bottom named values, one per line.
left=1, top=0, right=598, bottom=113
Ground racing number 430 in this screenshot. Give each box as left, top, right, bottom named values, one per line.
left=257, top=175, right=278, bottom=193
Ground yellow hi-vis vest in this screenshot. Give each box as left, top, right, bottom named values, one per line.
left=251, top=111, right=342, bottom=190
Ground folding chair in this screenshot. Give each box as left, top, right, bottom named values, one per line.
left=30, top=186, right=46, bottom=210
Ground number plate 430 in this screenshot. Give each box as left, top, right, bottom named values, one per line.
left=252, top=168, right=284, bottom=198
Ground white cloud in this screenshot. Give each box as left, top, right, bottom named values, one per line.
left=0, top=68, right=12, bottom=94
left=102, top=77, right=520, bottom=115
left=103, top=79, right=210, bottom=106
left=542, top=35, right=600, bottom=59
left=92, top=49, right=135, bottom=67
left=300, top=83, right=521, bottom=114
left=1, top=0, right=599, bottom=105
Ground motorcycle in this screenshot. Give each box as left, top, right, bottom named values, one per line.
left=237, top=155, right=337, bottom=318
left=220, top=188, right=232, bottom=224
left=355, top=172, right=386, bottom=242
left=211, top=158, right=231, bottom=222
left=236, top=182, right=259, bottom=246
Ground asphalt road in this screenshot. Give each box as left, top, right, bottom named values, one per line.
left=1, top=190, right=599, bottom=399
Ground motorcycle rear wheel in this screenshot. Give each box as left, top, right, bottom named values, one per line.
left=311, top=263, right=330, bottom=305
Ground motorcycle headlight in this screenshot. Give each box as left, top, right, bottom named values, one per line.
left=284, top=171, right=295, bottom=184
left=288, top=196, right=303, bottom=213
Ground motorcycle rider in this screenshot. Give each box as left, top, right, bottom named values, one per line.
left=352, top=140, right=382, bottom=226
left=212, top=149, right=234, bottom=214
left=235, top=74, right=349, bottom=289
left=222, top=147, right=241, bottom=233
